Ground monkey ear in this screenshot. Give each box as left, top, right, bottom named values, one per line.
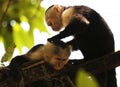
left=53, top=5, right=62, bottom=13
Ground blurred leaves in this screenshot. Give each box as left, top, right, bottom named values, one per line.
left=1, top=43, right=16, bottom=63
left=76, top=69, right=100, bottom=87
left=0, top=0, right=47, bottom=53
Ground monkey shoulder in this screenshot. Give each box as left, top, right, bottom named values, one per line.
left=62, top=7, right=75, bottom=27
left=62, top=6, right=90, bottom=27
left=9, top=55, right=30, bottom=68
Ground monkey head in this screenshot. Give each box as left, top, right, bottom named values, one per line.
left=44, top=42, right=72, bottom=70
left=25, top=42, right=72, bottom=70
left=45, top=5, right=65, bottom=31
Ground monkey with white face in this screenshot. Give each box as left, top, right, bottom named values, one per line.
left=43, top=42, right=72, bottom=70
left=45, top=5, right=117, bottom=87
left=9, top=42, right=72, bottom=71
left=8, top=42, right=72, bottom=82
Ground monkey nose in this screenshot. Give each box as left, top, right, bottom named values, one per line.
left=48, top=21, right=55, bottom=26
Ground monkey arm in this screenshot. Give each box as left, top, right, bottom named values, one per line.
left=48, top=17, right=89, bottom=44
left=62, top=16, right=89, bottom=35
left=66, top=39, right=79, bottom=50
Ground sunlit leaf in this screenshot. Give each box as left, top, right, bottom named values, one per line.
left=0, top=36, right=3, bottom=42
left=12, top=22, right=34, bottom=53
left=76, top=69, right=100, bottom=87
left=20, top=15, right=29, bottom=22
left=29, top=6, right=48, bottom=33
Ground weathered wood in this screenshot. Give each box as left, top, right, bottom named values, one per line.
left=0, top=51, right=120, bottom=87
left=67, top=51, right=120, bottom=74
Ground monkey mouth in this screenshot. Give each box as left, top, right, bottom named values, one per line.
left=52, top=28, right=60, bottom=31
left=54, top=64, right=64, bottom=70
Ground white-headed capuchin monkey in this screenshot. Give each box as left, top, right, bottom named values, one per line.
left=9, top=42, right=72, bottom=81
left=9, top=42, right=72, bottom=70
left=45, top=5, right=117, bottom=87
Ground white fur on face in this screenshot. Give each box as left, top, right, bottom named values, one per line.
left=45, top=6, right=63, bottom=31
left=44, top=42, right=72, bottom=70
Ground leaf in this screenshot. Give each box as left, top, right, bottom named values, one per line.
left=1, top=27, right=14, bottom=51
left=1, top=43, right=16, bottom=63
left=76, top=69, right=100, bottom=87
left=29, top=6, right=48, bottom=33
left=0, top=0, right=47, bottom=54
left=12, top=22, right=34, bottom=53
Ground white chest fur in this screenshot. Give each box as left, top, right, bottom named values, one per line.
left=62, top=7, right=74, bottom=27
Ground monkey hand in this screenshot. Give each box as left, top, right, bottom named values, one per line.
left=48, top=38, right=68, bottom=48
left=47, top=37, right=55, bottom=42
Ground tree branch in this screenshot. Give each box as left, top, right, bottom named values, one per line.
left=0, top=51, right=120, bottom=87
left=0, top=0, right=11, bottom=25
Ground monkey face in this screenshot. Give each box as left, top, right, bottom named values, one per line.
left=44, top=42, right=72, bottom=70
left=49, top=55, right=69, bottom=70
left=45, top=5, right=64, bottom=31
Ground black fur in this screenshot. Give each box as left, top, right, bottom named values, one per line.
left=8, top=44, right=44, bottom=82
left=48, top=5, right=117, bottom=87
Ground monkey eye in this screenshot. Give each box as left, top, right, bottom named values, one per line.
left=56, top=58, right=66, bottom=61
left=47, top=20, right=54, bottom=26
left=56, top=58, right=61, bottom=61
left=48, top=22, right=52, bottom=26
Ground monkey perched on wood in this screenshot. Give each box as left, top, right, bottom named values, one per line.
left=9, top=42, right=72, bottom=70
left=45, top=5, right=117, bottom=87
left=9, top=42, right=72, bottom=83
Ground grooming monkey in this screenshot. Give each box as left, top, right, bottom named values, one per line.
left=45, top=5, right=117, bottom=87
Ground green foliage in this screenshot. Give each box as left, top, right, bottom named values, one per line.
left=1, top=43, right=16, bottom=63
left=0, top=0, right=47, bottom=53
left=76, top=69, right=100, bottom=87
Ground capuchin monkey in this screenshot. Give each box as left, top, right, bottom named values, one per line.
left=9, top=42, right=72, bottom=81
left=45, top=5, right=117, bottom=87
left=9, top=42, right=72, bottom=70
